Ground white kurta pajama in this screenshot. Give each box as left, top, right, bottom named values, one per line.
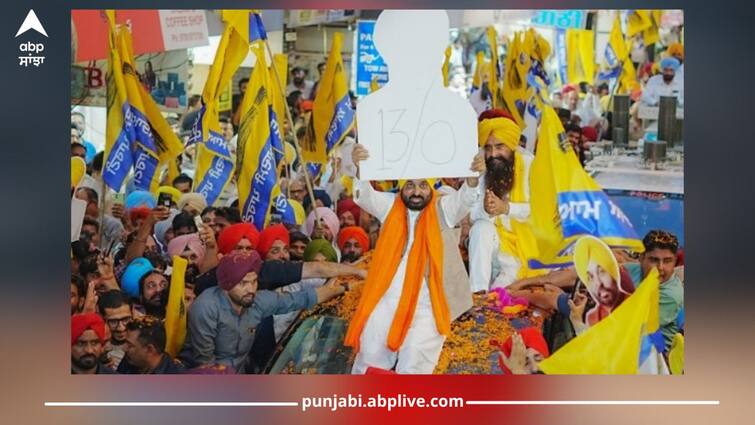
left=350, top=179, right=478, bottom=374
left=468, top=149, right=534, bottom=291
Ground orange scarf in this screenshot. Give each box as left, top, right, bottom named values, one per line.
left=344, top=192, right=450, bottom=352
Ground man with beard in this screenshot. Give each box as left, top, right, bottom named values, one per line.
left=180, top=251, right=346, bottom=373
left=469, top=110, right=538, bottom=291
left=337, top=226, right=370, bottom=264
left=256, top=224, right=291, bottom=262
left=573, top=236, right=634, bottom=327
left=121, top=258, right=168, bottom=319
left=71, top=313, right=115, bottom=374
left=118, top=316, right=185, bottom=374
left=286, top=67, right=315, bottom=100
left=98, top=290, right=133, bottom=368
left=641, top=57, right=684, bottom=107
left=344, top=144, right=483, bottom=374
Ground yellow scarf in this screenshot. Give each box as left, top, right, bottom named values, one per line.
left=478, top=116, right=544, bottom=280
left=493, top=150, right=544, bottom=279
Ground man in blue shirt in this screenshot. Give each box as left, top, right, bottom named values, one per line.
left=181, top=251, right=347, bottom=373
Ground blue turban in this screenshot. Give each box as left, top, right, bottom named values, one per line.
left=660, top=57, right=681, bottom=72
left=121, top=257, right=154, bottom=297
left=125, top=190, right=156, bottom=210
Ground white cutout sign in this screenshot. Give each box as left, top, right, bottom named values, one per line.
left=356, top=10, right=478, bottom=181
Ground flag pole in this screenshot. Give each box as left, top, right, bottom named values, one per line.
left=262, top=39, right=321, bottom=224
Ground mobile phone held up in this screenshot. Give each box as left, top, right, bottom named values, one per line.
left=157, top=192, right=173, bottom=208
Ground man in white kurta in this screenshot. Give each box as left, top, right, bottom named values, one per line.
left=468, top=150, right=533, bottom=291
left=346, top=145, right=482, bottom=374
left=468, top=112, right=535, bottom=291
left=641, top=57, right=684, bottom=108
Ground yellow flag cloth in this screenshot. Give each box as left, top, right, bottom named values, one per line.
left=539, top=268, right=660, bottom=374
left=236, top=45, right=277, bottom=230
left=502, top=31, right=525, bottom=126
left=566, top=29, right=595, bottom=85
left=442, top=45, right=452, bottom=87
left=528, top=106, right=644, bottom=269
left=71, top=157, right=86, bottom=189
left=668, top=333, right=685, bottom=375
left=307, top=32, right=355, bottom=164
left=642, top=10, right=662, bottom=46
left=486, top=26, right=504, bottom=110
left=193, top=10, right=249, bottom=205
left=626, top=10, right=652, bottom=38
left=164, top=256, right=188, bottom=357
left=269, top=53, right=288, bottom=140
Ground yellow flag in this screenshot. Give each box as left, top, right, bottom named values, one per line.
left=539, top=268, right=660, bottom=374
left=566, top=29, right=595, bottom=85
left=626, top=10, right=652, bottom=38
left=642, top=10, right=662, bottom=46
left=668, top=333, right=685, bottom=375
left=529, top=106, right=644, bottom=269
left=370, top=74, right=380, bottom=93
left=236, top=45, right=278, bottom=230
left=193, top=11, right=249, bottom=205
left=486, top=26, right=504, bottom=110
left=502, top=31, right=525, bottom=126
left=472, top=51, right=489, bottom=91
left=113, top=20, right=183, bottom=194
left=102, top=11, right=132, bottom=192
left=164, top=256, right=188, bottom=357
left=269, top=53, right=288, bottom=141
left=442, top=45, right=452, bottom=87
left=307, top=32, right=355, bottom=164
left=598, top=14, right=638, bottom=95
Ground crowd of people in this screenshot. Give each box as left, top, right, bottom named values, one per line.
left=70, top=34, right=684, bottom=376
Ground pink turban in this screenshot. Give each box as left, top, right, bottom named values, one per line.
left=304, top=207, right=340, bottom=239
left=167, top=233, right=206, bottom=264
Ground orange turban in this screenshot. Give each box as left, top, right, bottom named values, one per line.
left=337, top=226, right=370, bottom=251
left=257, top=224, right=290, bottom=259
left=666, top=43, right=684, bottom=61
left=71, top=313, right=106, bottom=346
left=217, top=223, right=260, bottom=255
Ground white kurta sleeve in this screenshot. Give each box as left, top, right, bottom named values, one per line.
left=641, top=77, right=660, bottom=106
left=438, top=182, right=480, bottom=228
left=353, top=178, right=396, bottom=223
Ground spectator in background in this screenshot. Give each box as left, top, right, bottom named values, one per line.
left=71, top=313, right=115, bottom=374
left=71, top=111, right=97, bottom=164
left=231, top=78, right=249, bottom=128
left=641, top=57, right=684, bottom=107
left=98, top=290, right=133, bottom=369
left=70, top=275, right=87, bottom=315
left=119, top=316, right=185, bottom=374
left=181, top=94, right=203, bottom=136
left=172, top=174, right=193, bottom=194
left=310, top=61, right=327, bottom=100
left=286, top=67, right=315, bottom=99
left=288, top=231, right=310, bottom=261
